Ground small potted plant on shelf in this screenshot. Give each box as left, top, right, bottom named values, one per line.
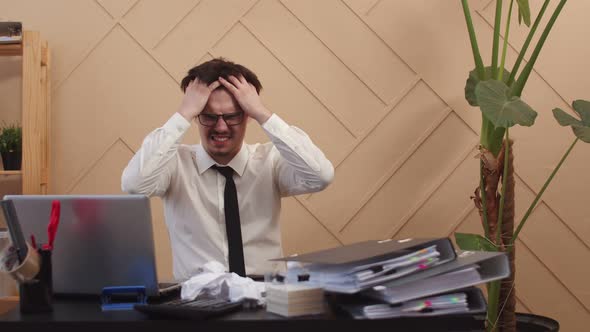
left=0, top=122, right=22, bottom=171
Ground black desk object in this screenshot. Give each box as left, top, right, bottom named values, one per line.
left=134, top=297, right=244, bottom=320
left=0, top=297, right=485, bottom=332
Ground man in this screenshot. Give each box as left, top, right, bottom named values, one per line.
left=122, top=58, right=334, bottom=281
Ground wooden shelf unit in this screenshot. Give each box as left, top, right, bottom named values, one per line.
left=0, top=31, right=50, bottom=194
left=0, top=170, right=22, bottom=176
left=0, top=43, right=22, bottom=56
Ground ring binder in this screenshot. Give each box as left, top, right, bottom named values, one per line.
left=271, top=238, right=457, bottom=294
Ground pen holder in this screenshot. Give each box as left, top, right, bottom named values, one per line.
left=0, top=243, right=52, bottom=313
left=18, top=248, right=53, bottom=313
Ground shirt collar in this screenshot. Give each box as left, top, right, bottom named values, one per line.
left=194, top=144, right=249, bottom=176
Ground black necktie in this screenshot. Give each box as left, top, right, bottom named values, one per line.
left=212, top=165, right=246, bottom=277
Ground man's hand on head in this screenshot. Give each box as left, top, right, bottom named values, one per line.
left=218, top=75, right=272, bottom=124
left=178, top=79, right=221, bottom=122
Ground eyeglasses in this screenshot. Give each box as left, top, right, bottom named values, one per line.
left=197, top=112, right=244, bottom=127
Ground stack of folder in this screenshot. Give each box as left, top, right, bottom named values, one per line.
left=271, top=237, right=509, bottom=319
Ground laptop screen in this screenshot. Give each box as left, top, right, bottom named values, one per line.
left=3, top=195, right=161, bottom=296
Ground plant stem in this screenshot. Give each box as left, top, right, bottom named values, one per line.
left=498, top=0, right=514, bottom=81
left=491, top=127, right=505, bottom=157
left=481, top=118, right=491, bottom=148
left=482, top=121, right=505, bottom=157
left=507, top=0, right=551, bottom=86
left=480, top=159, right=491, bottom=239
left=511, top=0, right=568, bottom=97
left=511, top=138, right=579, bottom=246
left=462, top=0, right=491, bottom=242
left=496, top=129, right=510, bottom=244
left=491, top=0, right=503, bottom=79
left=487, top=280, right=501, bottom=331
left=461, top=0, right=486, bottom=79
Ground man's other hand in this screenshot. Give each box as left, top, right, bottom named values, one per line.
left=178, top=79, right=221, bottom=122
left=219, top=75, right=272, bottom=124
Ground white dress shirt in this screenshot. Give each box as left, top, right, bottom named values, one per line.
left=121, top=113, right=334, bottom=280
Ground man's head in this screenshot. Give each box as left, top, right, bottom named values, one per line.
left=181, top=58, right=262, bottom=165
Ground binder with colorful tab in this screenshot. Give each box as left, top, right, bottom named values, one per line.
left=363, top=250, right=509, bottom=304
left=271, top=238, right=456, bottom=294
left=336, top=287, right=487, bottom=319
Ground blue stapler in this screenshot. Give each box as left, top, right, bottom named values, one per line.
left=101, top=286, right=147, bottom=311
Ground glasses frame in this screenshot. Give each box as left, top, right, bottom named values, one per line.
left=197, top=112, right=245, bottom=127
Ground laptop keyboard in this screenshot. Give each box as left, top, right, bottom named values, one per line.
left=134, top=297, right=243, bottom=320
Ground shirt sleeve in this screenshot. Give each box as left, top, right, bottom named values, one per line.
left=121, top=112, right=191, bottom=197
left=262, top=114, right=334, bottom=196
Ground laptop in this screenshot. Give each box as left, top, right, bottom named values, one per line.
left=2, top=194, right=179, bottom=297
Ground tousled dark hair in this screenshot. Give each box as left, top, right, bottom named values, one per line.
left=180, top=58, right=262, bottom=94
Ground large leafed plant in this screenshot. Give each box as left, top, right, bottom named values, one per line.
left=457, top=0, right=589, bottom=331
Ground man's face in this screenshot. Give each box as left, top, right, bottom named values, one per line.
left=198, top=88, right=248, bottom=165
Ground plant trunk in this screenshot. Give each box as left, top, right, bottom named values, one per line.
left=498, top=140, right=516, bottom=332
left=474, top=140, right=516, bottom=332
left=476, top=148, right=501, bottom=239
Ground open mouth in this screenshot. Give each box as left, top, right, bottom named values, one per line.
left=211, top=135, right=231, bottom=145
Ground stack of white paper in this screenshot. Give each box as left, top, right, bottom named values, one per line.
left=266, top=283, right=325, bottom=317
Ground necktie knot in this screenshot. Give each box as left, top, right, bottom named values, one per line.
left=212, top=165, right=234, bottom=179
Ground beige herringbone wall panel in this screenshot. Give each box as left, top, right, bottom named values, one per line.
left=0, top=56, right=21, bottom=173
left=1, top=0, right=589, bottom=329
left=0, top=57, right=21, bottom=124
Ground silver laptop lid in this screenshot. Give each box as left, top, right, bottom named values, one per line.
left=3, top=195, right=160, bottom=296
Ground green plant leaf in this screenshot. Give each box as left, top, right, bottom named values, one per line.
left=475, top=80, right=537, bottom=128
left=465, top=69, right=483, bottom=106
left=455, top=233, right=497, bottom=252
left=572, top=99, right=590, bottom=124
left=516, top=0, right=531, bottom=26
left=0, top=122, right=22, bottom=153
left=465, top=67, right=510, bottom=106
left=553, top=108, right=582, bottom=126
left=569, top=127, right=590, bottom=143
left=553, top=100, right=590, bottom=143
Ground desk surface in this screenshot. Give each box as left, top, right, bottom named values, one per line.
left=0, top=298, right=485, bottom=332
